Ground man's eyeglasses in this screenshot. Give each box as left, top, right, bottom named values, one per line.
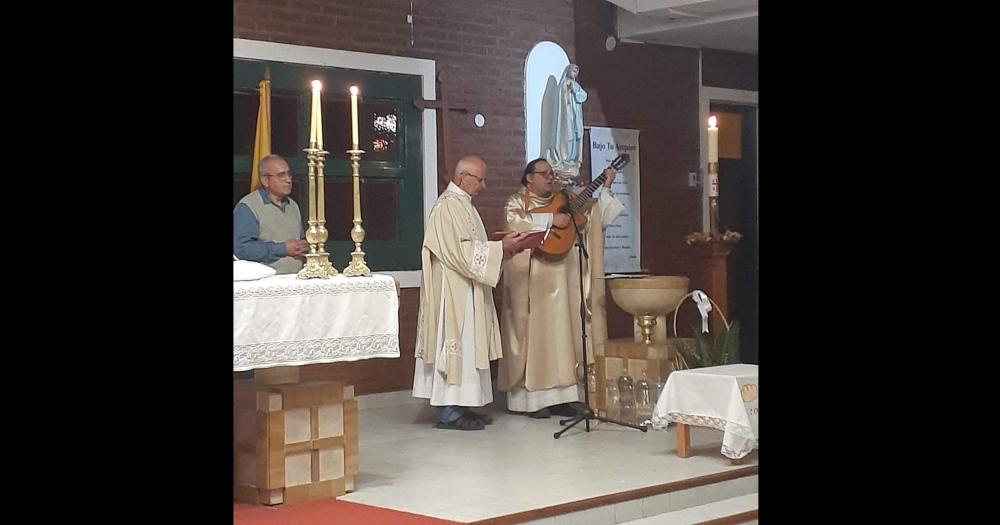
left=531, top=170, right=555, bottom=178
left=266, top=171, right=293, bottom=180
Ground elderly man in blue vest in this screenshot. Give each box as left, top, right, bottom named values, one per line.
left=233, top=154, right=310, bottom=274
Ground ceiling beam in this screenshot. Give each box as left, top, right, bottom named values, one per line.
left=636, top=0, right=709, bottom=13
left=618, top=5, right=757, bottom=39
left=604, top=0, right=639, bottom=13
left=605, top=0, right=710, bottom=14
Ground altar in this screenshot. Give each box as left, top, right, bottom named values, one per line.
left=233, top=273, right=400, bottom=505
left=233, top=273, right=400, bottom=371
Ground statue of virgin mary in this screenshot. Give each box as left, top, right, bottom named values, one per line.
left=545, top=64, right=587, bottom=184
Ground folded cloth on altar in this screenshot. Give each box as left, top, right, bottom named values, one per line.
left=234, top=259, right=277, bottom=281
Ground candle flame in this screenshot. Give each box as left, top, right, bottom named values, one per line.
left=312, top=80, right=322, bottom=91
left=350, top=85, right=359, bottom=96
left=708, top=115, right=718, bottom=128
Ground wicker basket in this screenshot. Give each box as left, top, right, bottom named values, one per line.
left=669, top=291, right=731, bottom=370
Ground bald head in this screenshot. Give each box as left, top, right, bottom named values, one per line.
left=453, top=155, right=487, bottom=197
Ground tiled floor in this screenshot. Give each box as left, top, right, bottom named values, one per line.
left=339, top=395, right=758, bottom=523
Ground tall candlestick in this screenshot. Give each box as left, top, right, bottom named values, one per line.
left=707, top=115, right=719, bottom=164
left=350, top=85, right=360, bottom=148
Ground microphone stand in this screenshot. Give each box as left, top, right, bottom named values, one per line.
left=554, top=189, right=648, bottom=439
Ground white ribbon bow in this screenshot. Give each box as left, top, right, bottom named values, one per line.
left=692, top=290, right=712, bottom=333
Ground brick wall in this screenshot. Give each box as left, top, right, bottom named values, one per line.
left=574, top=0, right=708, bottom=339
left=702, top=48, right=758, bottom=91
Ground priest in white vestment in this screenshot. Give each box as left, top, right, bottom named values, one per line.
left=413, top=156, right=526, bottom=431
left=497, top=158, right=624, bottom=418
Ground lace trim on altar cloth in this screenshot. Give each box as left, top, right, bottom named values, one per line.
left=650, top=411, right=758, bottom=459
left=721, top=441, right=757, bottom=459
left=234, top=276, right=395, bottom=300
left=234, top=333, right=399, bottom=369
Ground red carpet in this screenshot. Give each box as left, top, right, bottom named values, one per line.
left=234, top=499, right=462, bottom=525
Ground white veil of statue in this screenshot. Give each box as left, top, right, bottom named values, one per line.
left=546, top=63, right=588, bottom=185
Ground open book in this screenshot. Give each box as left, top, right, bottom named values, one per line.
left=491, top=227, right=547, bottom=251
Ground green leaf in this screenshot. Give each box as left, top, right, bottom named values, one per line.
left=675, top=346, right=696, bottom=369
left=713, top=324, right=728, bottom=365
left=693, top=324, right=711, bottom=367
left=673, top=338, right=696, bottom=369
left=727, top=321, right=741, bottom=363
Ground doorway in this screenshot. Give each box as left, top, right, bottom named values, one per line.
left=711, top=102, right=757, bottom=364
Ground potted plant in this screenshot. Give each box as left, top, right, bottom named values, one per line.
left=676, top=320, right=741, bottom=369
left=669, top=291, right=740, bottom=369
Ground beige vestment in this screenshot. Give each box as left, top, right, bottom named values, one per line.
left=413, top=183, right=505, bottom=407
left=497, top=187, right=623, bottom=411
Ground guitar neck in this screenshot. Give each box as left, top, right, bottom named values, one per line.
left=570, top=173, right=608, bottom=212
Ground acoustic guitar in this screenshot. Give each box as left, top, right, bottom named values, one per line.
left=531, top=154, right=630, bottom=259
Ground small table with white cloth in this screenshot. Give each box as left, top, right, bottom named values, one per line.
left=652, top=364, right=758, bottom=463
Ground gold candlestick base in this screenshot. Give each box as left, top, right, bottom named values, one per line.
left=344, top=251, right=371, bottom=277
left=299, top=252, right=337, bottom=279
left=317, top=237, right=337, bottom=275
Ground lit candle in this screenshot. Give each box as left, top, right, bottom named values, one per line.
left=707, top=115, right=719, bottom=164
left=350, top=85, right=360, bottom=148
left=312, top=80, right=323, bottom=149
left=309, top=81, right=319, bottom=146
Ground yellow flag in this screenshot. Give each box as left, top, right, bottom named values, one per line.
left=250, top=74, right=271, bottom=192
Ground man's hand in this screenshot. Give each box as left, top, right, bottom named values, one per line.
left=603, top=167, right=617, bottom=188
left=285, top=239, right=310, bottom=258
left=501, top=231, right=528, bottom=259
left=552, top=213, right=572, bottom=228
left=501, top=231, right=526, bottom=251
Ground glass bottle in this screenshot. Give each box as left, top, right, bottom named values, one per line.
left=605, top=379, right=620, bottom=420
left=617, top=368, right=636, bottom=423
left=636, top=369, right=653, bottom=424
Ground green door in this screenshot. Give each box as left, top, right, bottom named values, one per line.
left=234, top=59, right=424, bottom=271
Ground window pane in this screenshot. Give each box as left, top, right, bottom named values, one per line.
left=322, top=99, right=350, bottom=155
left=271, top=92, right=301, bottom=158
left=369, top=102, right=399, bottom=162
left=233, top=91, right=257, bottom=155
left=234, top=90, right=301, bottom=158
left=325, top=179, right=398, bottom=241
left=321, top=98, right=400, bottom=162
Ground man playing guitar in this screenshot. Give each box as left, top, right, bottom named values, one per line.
left=496, top=157, right=625, bottom=418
